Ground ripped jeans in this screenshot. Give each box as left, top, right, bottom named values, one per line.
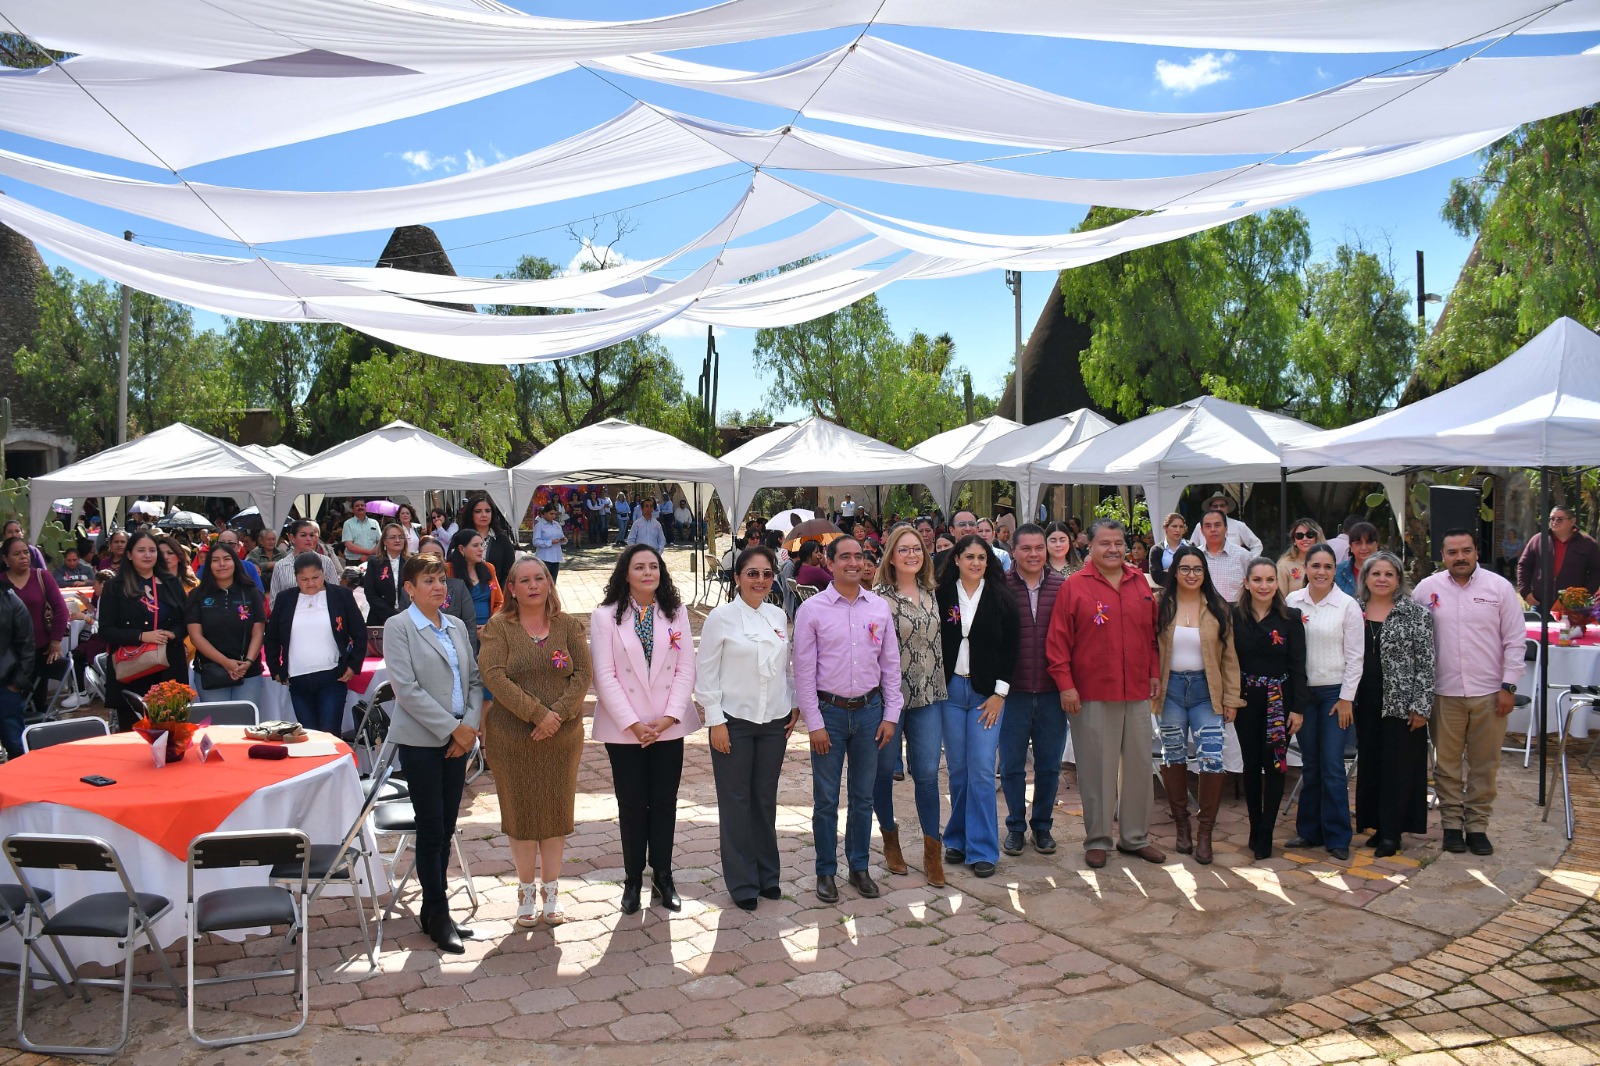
left=1160, top=670, right=1224, bottom=774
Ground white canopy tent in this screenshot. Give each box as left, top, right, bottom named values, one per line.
left=272, top=421, right=511, bottom=532
left=723, top=416, right=944, bottom=529
left=509, top=418, right=735, bottom=522
left=908, top=415, right=1021, bottom=506
left=943, top=409, right=1118, bottom=520
left=1031, top=397, right=1404, bottom=538
left=27, top=423, right=281, bottom=541
left=1281, top=317, right=1600, bottom=470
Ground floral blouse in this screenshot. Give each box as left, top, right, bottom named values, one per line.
left=875, top=582, right=948, bottom=710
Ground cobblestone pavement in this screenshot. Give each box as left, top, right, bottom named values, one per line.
left=11, top=545, right=1600, bottom=1064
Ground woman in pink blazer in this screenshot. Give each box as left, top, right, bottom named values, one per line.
left=590, top=544, right=699, bottom=916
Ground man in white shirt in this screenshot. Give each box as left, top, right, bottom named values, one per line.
left=840, top=494, right=857, bottom=520
left=1203, top=492, right=1263, bottom=556
left=1327, top=515, right=1359, bottom=564
left=626, top=499, right=667, bottom=553
left=659, top=494, right=675, bottom=546
left=341, top=499, right=381, bottom=566
left=613, top=491, right=632, bottom=546
left=271, top=519, right=341, bottom=598
left=1198, top=510, right=1253, bottom=601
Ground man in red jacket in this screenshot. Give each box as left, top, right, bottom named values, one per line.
left=1046, top=518, right=1165, bottom=869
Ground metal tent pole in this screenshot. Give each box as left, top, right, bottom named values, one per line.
left=1538, top=467, right=1552, bottom=807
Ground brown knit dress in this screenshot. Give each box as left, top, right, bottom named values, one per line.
left=478, top=611, right=593, bottom=840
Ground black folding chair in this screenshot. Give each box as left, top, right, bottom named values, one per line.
left=21, top=716, right=109, bottom=753
left=4, top=833, right=183, bottom=1056
left=349, top=682, right=394, bottom=775
left=185, top=829, right=310, bottom=1047
left=375, top=796, right=479, bottom=923
left=191, top=700, right=259, bottom=727
left=270, top=745, right=395, bottom=971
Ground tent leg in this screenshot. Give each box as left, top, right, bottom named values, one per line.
left=1539, top=467, right=1552, bottom=808
left=1279, top=467, right=1288, bottom=557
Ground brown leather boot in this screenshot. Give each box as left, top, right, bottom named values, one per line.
left=882, top=828, right=908, bottom=875
left=1161, top=765, right=1192, bottom=854
left=922, top=835, right=946, bottom=888
left=1195, top=773, right=1226, bottom=865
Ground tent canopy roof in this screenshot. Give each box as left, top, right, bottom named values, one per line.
left=1282, top=317, right=1600, bottom=470
left=510, top=418, right=734, bottom=518
left=909, top=415, right=1021, bottom=503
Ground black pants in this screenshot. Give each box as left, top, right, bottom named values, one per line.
left=29, top=647, right=67, bottom=715
left=606, top=739, right=684, bottom=879
left=1354, top=700, right=1430, bottom=843
left=545, top=562, right=561, bottom=583
left=1236, top=691, right=1287, bottom=852
left=710, top=718, right=786, bottom=902
left=397, top=742, right=469, bottom=914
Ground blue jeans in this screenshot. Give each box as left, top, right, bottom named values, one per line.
left=0, top=684, right=27, bottom=759
left=1160, top=670, right=1225, bottom=774
left=874, top=703, right=942, bottom=837
left=288, top=669, right=348, bottom=735
left=1295, top=684, right=1353, bottom=850
left=193, top=674, right=267, bottom=714
left=942, top=676, right=1004, bottom=865
left=810, top=695, right=883, bottom=876
left=999, top=690, right=1068, bottom=836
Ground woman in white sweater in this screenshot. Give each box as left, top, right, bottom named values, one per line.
left=1283, top=543, right=1364, bottom=861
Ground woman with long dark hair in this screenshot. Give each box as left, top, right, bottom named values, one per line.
left=934, top=534, right=1019, bottom=879
left=98, top=530, right=188, bottom=730
left=155, top=534, right=198, bottom=594
left=1044, top=521, right=1079, bottom=577
left=447, top=528, right=503, bottom=647
left=394, top=504, right=421, bottom=554
left=590, top=545, right=699, bottom=914
left=1153, top=545, right=1242, bottom=863
left=2, top=536, right=67, bottom=717
left=1232, top=559, right=1308, bottom=860
left=457, top=494, right=515, bottom=590
left=185, top=541, right=268, bottom=708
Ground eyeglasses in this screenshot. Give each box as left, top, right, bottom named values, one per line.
left=1176, top=566, right=1206, bottom=575
left=1293, top=531, right=1317, bottom=540
left=741, top=570, right=775, bottom=580
left=894, top=545, right=923, bottom=556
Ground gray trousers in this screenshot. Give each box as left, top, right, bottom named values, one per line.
left=711, top=716, right=788, bottom=902
left=1074, top=700, right=1154, bottom=853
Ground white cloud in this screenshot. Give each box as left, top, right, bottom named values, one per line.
left=464, top=148, right=488, bottom=172
left=1154, top=52, right=1235, bottom=94
left=400, top=149, right=457, bottom=173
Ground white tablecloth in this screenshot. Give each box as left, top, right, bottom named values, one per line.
left=1515, top=630, right=1600, bottom=738
left=0, top=741, right=378, bottom=968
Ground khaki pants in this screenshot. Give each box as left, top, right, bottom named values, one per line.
left=1074, top=700, right=1153, bottom=853
left=1431, top=694, right=1508, bottom=833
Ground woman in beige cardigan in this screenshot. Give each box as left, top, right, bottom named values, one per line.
left=478, top=555, right=593, bottom=928
left=1153, top=545, right=1243, bottom=864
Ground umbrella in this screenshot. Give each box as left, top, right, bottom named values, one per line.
left=230, top=506, right=265, bottom=533
left=366, top=500, right=400, bottom=517
left=154, top=510, right=214, bottom=531
left=782, top=518, right=845, bottom=553
left=129, top=500, right=167, bottom=518
left=51, top=498, right=73, bottom=513
left=765, top=508, right=815, bottom=535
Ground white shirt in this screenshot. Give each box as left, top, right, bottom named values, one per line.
left=1170, top=624, right=1204, bottom=672
left=694, top=597, right=794, bottom=727
left=1286, top=585, right=1364, bottom=698
left=1225, top=516, right=1264, bottom=555
left=952, top=579, right=1010, bottom=696
left=1202, top=541, right=1254, bottom=601
left=288, top=590, right=340, bottom=676
left=840, top=499, right=857, bottom=517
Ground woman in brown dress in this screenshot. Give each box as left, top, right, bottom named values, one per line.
left=478, top=555, right=592, bottom=928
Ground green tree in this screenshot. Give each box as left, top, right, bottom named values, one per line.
left=1059, top=207, right=1312, bottom=418
left=224, top=320, right=333, bottom=445
left=1287, top=243, right=1416, bottom=428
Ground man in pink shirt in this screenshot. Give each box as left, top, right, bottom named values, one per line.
left=793, top=536, right=902, bottom=903
left=1414, top=529, right=1525, bottom=856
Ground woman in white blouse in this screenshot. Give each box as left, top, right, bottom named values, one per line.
left=1283, top=542, right=1365, bottom=861
left=696, top=545, right=797, bottom=911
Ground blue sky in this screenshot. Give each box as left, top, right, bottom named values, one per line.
left=10, top=5, right=1599, bottom=420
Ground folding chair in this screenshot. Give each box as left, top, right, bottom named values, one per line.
left=270, top=745, right=395, bottom=971
left=698, top=553, right=731, bottom=607
left=795, top=583, right=820, bottom=604
left=1503, top=639, right=1541, bottom=765
left=1540, top=688, right=1580, bottom=840
left=81, top=653, right=109, bottom=711
left=4, top=834, right=183, bottom=1056
left=0, top=882, right=66, bottom=991
left=185, top=830, right=310, bottom=1047
left=1278, top=730, right=1359, bottom=820
left=349, top=682, right=393, bottom=775
left=21, top=716, right=109, bottom=753
left=35, top=649, right=80, bottom=721
left=375, top=796, right=479, bottom=923
left=191, top=700, right=259, bottom=727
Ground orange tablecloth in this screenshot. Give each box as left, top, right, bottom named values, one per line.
left=1528, top=623, right=1600, bottom=649
left=0, top=729, right=351, bottom=859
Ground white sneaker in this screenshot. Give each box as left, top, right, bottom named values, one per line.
left=515, top=882, right=541, bottom=927
left=541, top=881, right=565, bottom=926
left=57, top=693, right=88, bottom=710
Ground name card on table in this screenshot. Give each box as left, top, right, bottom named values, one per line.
left=287, top=741, right=339, bottom=758
left=146, top=730, right=168, bottom=769
left=196, top=731, right=223, bottom=763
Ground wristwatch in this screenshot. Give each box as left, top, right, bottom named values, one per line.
left=1500, top=683, right=1517, bottom=693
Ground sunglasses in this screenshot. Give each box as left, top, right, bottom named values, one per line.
left=741, top=569, right=775, bottom=580
left=1293, top=531, right=1317, bottom=540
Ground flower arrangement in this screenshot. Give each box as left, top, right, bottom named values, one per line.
left=135, top=680, right=201, bottom=760
left=1557, top=587, right=1595, bottom=615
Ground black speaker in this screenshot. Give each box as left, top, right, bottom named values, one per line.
left=1429, top=485, right=1481, bottom=560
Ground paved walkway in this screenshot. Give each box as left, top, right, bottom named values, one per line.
left=10, top=545, right=1600, bottom=1063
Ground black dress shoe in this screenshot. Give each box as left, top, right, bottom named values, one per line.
left=1373, top=840, right=1400, bottom=858
left=651, top=871, right=682, bottom=912
left=734, top=897, right=758, bottom=912
left=1033, top=831, right=1056, bottom=855
left=1251, top=844, right=1273, bottom=861
left=1363, top=833, right=1381, bottom=848
left=453, top=921, right=476, bottom=940
left=620, top=876, right=643, bottom=915
left=893, top=771, right=905, bottom=782
left=944, top=847, right=966, bottom=865
left=1466, top=832, right=1494, bottom=856
left=1002, top=831, right=1025, bottom=856
left=847, top=870, right=880, bottom=898
left=815, top=875, right=840, bottom=903
left=1284, top=836, right=1319, bottom=850
left=1442, top=829, right=1467, bottom=853
left=970, top=861, right=997, bottom=878
left=759, top=886, right=783, bottom=900
left=1327, top=847, right=1350, bottom=861
left=422, top=909, right=464, bottom=955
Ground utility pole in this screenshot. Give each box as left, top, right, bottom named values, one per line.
left=1416, top=249, right=1440, bottom=327
left=1004, top=270, right=1023, bottom=423
left=117, top=230, right=132, bottom=444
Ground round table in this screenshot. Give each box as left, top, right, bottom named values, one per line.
left=1518, top=624, right=1600, bottom=738
left=0, top=728, right=376, bottom=967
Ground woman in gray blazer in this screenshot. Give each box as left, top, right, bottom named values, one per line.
left=383, top=553, right=484, bottom=954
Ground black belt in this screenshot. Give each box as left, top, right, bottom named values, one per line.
left=818, top=688, right=880, bottom=710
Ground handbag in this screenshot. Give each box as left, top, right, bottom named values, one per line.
left=112, top=580, right=167, bottom=683
left=197, top=658, right=240, bottom=690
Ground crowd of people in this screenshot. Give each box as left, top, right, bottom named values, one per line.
left=1, top=488, right=1595, bottom=960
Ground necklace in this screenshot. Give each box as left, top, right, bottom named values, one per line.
left=522, top=613, right=551, bottom=644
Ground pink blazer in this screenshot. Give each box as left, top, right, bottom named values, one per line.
left=589, top=603, right=700, bottom=745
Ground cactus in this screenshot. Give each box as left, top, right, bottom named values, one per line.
left=0, top=476, right=75, bottom=564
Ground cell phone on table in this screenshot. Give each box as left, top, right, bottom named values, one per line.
left=79, top=775, right=116, bottom=787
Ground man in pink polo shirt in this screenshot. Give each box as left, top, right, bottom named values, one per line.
left=1414, top=528, right=1525, bottom=857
